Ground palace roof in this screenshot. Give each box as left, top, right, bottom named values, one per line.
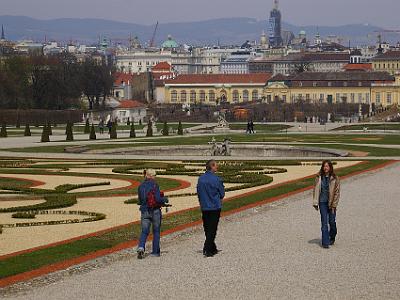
left=165, top=73, right=272, bottom=85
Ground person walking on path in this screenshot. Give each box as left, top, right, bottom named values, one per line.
left=98, top=119, right=104, bottom=134
left=137, top=169, right=168, bottom=259
left=250, top=120, right=255, bottom=134
left=197, top=160, right=225, bottom=257
left=312, top=160, right=341, bottom=248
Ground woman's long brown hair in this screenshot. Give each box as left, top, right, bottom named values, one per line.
left=319, top=160, right=336, bottom=178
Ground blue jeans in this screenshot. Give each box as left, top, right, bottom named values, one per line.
left=138, top=209, right=162, bottom=254
left=319, top=202, right=337, bottom=246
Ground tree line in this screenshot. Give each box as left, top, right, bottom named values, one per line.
left=0, top=54, right=114, bottom=110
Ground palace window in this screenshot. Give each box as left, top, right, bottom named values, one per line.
left=376, top=92, right=381, bottom=103
left=351, top=93, right=355, bottom=103
left=209, top=91, right=215, bottom=102
left=233, top=90, right=239, bottom=103
left=387, top=93, right=392, bottom=104
left=200, top=90, right=206, bottom=102
left=243, top=90, right=249, bottom=102
left=358, top=93, right=363, bottom=103
left=171, top=90, right=178, bottom=102
left=252, top=90, right=259, bottom=101
left=190, top=90, right=196, bottom=103
left=180, top=90, right=187, bottom=102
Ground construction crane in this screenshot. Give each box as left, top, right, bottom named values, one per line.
left=372, top=29, right=400, bottom=43
left=149, top=21, right=159, bottom=48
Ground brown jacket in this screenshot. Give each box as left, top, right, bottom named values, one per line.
left=312, top=175, right=340, bottom=209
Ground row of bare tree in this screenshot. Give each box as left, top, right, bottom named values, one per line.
left=0, top=53, right=114, bottom=110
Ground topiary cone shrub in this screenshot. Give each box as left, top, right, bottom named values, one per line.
left=146, top=120, right=153, bottom=137
left=129, top=121, right=136, bottom=138
left=47, top=121, right=53, bottom=135
left=24, top=124, right=31, bottom=136
left=127, top=118, right=131, bottom=126
left=41, top=125, right=50, bottom=142
left=66, top=122, right=74, bottom=141
left=0, top=123, right=7, bottom=138
left=110, top=122, right=118, bottom=139
left=162, top=121, right=169, bottom=136
left=89, top=124, right=97, bottom=140
left=84, top=118, right=90, bottom=134
left=177, top=121, right=184, bottom=135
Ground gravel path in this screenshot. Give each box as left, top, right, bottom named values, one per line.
left=4, top=163, right=400, bottom=300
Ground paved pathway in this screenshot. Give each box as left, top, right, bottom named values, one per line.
left=4, top=163, right=400, bottom=299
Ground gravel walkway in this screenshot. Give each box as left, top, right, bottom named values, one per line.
left=4, top=163, right=400, bottom=300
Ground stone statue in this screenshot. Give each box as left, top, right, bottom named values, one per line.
left=214, top=111, right=230, bottom=133
left=217, top=112, right=229, bottom=128
left=208, top=137, right=231, bottom=156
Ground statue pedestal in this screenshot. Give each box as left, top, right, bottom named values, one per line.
left=213, top=126, right=230, bottom=133
left=143, top=125, right=158, bottom=134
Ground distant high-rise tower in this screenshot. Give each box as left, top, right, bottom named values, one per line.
left=269, top=0, right=283, bottom=47
left=1, top=25, right=5, bottom=41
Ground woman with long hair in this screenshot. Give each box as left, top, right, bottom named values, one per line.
left=312, top=160, right=341, bottom=248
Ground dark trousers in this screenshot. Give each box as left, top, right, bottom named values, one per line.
left=202, top=209, right=221, bottom=254
left=319, top=202, right=337, bottom=246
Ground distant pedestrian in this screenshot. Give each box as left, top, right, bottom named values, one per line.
left=250, top=120, right=255, bottom=134
left=246, top=121, right=251, bottom=134
left=106, top=120, right=112, bottom=135
left=197, top=160, right=225, bottom=257
left=312, top=160, right=341, bottom=248
left=137, top=169, right=168, bottom=259
left=98, top=119, right=104, bottom=134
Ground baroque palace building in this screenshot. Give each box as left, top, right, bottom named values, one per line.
left=371, top=50, right=400, bottom=75
left=162, top=71, right=400, bottom=107
left=163, top=74, right=272, bottom=105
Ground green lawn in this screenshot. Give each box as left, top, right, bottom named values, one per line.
left=0, top=160, right=387, bottom=279
left=4, top=131, right=400, bottom=155
left=333, top=124, right=400, bottom=131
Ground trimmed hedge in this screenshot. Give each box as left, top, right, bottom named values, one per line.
left=12, top=212, right=36, bottom=219
left=0, top=194, right=77, bottom=213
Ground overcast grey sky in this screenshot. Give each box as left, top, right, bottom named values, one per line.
left=2, top=0, right=400, bottom=28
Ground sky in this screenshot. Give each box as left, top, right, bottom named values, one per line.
left=2, top=0, right=400, bottom=28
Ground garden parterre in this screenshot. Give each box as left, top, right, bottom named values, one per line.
left=0, top=158, right=359, bottom=256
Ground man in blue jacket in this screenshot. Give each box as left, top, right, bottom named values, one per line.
left=137, top=169, right=168, bottom=259
left=197, top=160, right=225, bottom=257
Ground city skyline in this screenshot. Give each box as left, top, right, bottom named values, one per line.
left=1, top=0, right=400, bottom=29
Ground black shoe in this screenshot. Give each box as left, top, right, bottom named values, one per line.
left=137, top=249, right=145, bottom=259
left=330, top=238, right=335, bottom=246
left=322, top=244, right=330, bottom=249
left=203, top=252, right=214, bottom=257
left=211, top=249, right=220, bottom=256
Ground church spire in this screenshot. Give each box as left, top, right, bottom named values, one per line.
left=273, top=0, right=279, bottom=10
left=1, top=25, right=5, bottom=40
